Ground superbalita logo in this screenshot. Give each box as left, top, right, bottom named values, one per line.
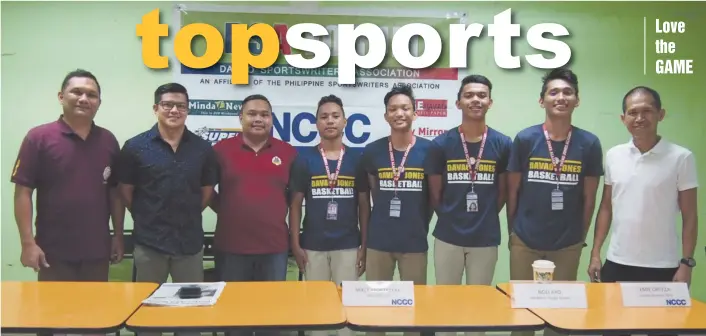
left=189, top=100, right=242, bottom=117
left=194, top=126, right=241, bottom=145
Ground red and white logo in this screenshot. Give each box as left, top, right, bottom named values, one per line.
left=414, top=127, right=447, bottom=138
left=415, top=99, right=448, bottom=117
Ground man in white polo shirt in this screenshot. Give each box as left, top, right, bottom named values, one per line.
left=588, top=86, right=698, bottom=286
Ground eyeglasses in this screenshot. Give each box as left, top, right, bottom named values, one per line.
left=159, top=101, right=188, bottom=112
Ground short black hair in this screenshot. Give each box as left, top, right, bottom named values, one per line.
left=540, top=68, right=579, bottom=98
left=384, top=85, right=416, bottom=111
left=316, top=94, right=345, bottom=117
left=154, top=83, right=189, bottom=104
left=60, top=69, right=101, bottom=95
left=622, top=86, right=662, bottom=113
left=242, top=94, right=272, bottom=111
left=457, top=74, right=493, bottom=100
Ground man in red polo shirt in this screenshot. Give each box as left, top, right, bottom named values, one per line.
left=211, top=94, right=297, bottom=288
left=11, top=69, right=125, bottom=282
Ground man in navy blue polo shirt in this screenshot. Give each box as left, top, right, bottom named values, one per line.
left=507, top=68, right=603, bottom=336
left=11, top=69, right=124, bottom=282
left=361, top=85, right=432, bottom=302
left=289, top=94, right=370, bottom=336
left=116, top=83, right=218, bottom=291
left=426, top=75, right=512, bottom=300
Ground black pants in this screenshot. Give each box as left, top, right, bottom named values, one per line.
left=601, top=259, right=678, bottom=283
left=600, top=259, right=679, bottom=336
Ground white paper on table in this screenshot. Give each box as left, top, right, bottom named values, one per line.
left=142, top=282, right=226, bottom=307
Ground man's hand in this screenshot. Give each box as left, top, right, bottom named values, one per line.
left=507, top=232, right=514, bottom=251
left=356, top=247, right=366, bottom=277
left=587, top=256, right=602, bottom=282
left=673, top=264, right=692, bottom=286
left=292, top=246, right=308, bottom=273
left=21, top=243, right=49, bottom=272
left=111, top=235, right=124, bottom=264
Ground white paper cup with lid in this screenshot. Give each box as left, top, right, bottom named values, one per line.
left=532, top=260, right=555, bottom=283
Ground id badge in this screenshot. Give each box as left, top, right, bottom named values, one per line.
left=326, top=201, right=338, bottom=220
left=466, top=191, right=479, bottom=212
left=389, top=197, right=402, bottom=218
left=551, top=189, right=564, bottom=211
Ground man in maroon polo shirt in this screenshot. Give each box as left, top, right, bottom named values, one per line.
left=211, top=94, right=297, bottom=288
left=10, top=69, right=125, bottom=281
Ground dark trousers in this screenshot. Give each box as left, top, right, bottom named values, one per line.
left=601, top=259, right=678, bottom=283
left=600, top=259, right=679, bottom=336
left=37, top=259, right=109, bottom=336
left=216, top=251, right=289, bottom=336
left=38, top=259, right=109, bottom=282
left=217, top=251, right=289, bottom=282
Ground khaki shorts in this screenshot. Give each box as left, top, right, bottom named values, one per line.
left=304, top=248, right=359, bottom=283
left=509, top=233, right=584, bottom=281
left=134, top=244, right=204, bottom=283
left=365, top=248, right=427, bottom=284
left=434, top=238, right=498, bottom=285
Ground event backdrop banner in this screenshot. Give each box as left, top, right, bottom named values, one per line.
left=172, top=4, right=468, bottom=153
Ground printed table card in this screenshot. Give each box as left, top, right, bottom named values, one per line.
left=341, top=281, right=415, bottom=307
left=620, top=282, right=691, bottom=307
left=511, top=282, right=588, bottom=309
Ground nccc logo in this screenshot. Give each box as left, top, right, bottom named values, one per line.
left=391, top=299, right=413, bottom=306
left=665, top=299, right=687, bottom=306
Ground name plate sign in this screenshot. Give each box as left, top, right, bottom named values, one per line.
left=511, top=282, right=588, bottom=309
left=620, top=282, right=691, bottom=307
left=341, top=281, right=415, bottom=307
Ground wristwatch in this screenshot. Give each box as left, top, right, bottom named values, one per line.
left=680, top=257, right=696, bottom=268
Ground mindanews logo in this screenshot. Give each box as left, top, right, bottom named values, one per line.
left=189, top=100, right=242, bottom=117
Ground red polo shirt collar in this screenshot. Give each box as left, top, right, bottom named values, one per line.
left=233, top=133, right=274, bottom=152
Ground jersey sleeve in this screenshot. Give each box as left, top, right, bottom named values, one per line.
left=355, top=152, right=371, bottom=192
left=424, top=141, right=446, bottom=175
left=507, top=134, right=525, bottom=173
left=584, top=138, right=605, bottom=177
left=360, top=145, right=377, bottom=176
left=496, top=135, right=513, bottom=174
left=289, top=153, right=310, bottom=194
left=10, top=132, right=41, bottom=189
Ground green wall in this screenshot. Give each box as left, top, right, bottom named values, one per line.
left=2, top=1, right=705, bottom=300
